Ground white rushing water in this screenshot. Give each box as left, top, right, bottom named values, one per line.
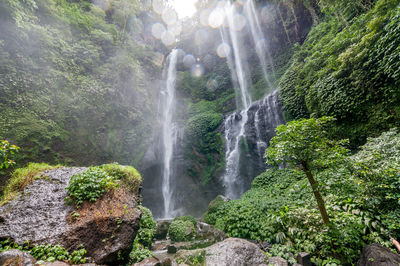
left=221, top=2, right=252, bottom=199
left=244, top=0, right=276, bottom=86
left=221, top=1, right=283, bottom=199
left=161, top=49, right=178, bottom=218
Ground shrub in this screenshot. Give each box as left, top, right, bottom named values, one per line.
left=136, top=206, right=157, bottom=248
left=129, top=206, right=157, bottom=264
left=128, top=242, right=152, bottom=264
left=100, top=163, right=142, bottom=193
left=202, top=196, right=229, bottom=225
left=168, top=220, right=194, bottom=242
left=1, top=162, right=61, bottom=205
left=0, top=140, right=19, bottom=169
left=174, top=215, right=197, bottom=228
left=66, top=167, right=116, bottom=207
left=128, top=206, right=156, bottom=264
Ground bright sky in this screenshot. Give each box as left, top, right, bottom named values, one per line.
left=170, top=0, right=197, bottom=19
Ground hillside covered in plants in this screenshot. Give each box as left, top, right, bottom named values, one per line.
left=1, top=0, right=400, bottom=265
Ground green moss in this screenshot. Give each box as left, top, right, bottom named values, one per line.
left=1, top=162, right=62, bottom=205
left=100, top=163, right=142, bottom=193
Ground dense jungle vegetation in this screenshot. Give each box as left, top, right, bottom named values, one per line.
left=0, top=0, right=161, bottom=168
left=1, top=0, right=400, bottom=264
left=202, top=0, right=400, bottom=264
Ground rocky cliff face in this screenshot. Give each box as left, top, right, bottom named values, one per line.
left=0, top=167, right=141, bottom=264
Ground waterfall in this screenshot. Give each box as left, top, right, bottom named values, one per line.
left=244, top=0, right=276, bottom=86
left=220, top=1, right=283, bottom=199
left=161, top=49, right=178, bottom=218
left=221, top=2, right=252, bottom=199
left=249, top=90, right=284, bottom=167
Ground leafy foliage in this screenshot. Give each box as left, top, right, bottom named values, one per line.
left=128, top=242, right=153, bottom=264
left=0, top=239, right=87, bottom=264
left=205, top=128, right=400, bottom=264
left=0, top=0, right=160, bottom=166
left=136, top=206, right=157, bottom=248
left=279, top=0, right=400, bottom=147
left=168, top=219, right=195, bottom=242
left=128, top=206, right=156, bottom=264
left=0, top=140, right=19, bottom=169
left=174, top=215, right=197, bottom=228
left=66, top=167, right=116, bottom=207
left=265, top=117, right=349, bottom=169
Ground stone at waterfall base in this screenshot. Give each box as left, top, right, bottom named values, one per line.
left=0, top=249, right=37, bottom=266
left=0, top=167, right=141, bottom=265
left=357, top=243, right=400, bottom=266
left=175, top=238, right=267, bottom=265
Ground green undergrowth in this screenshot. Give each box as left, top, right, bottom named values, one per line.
left=0, top=162, right=62, bottom=205
left=203, top=129, right=400, bottom=264
left=66, top=163, right=142, bottom=207
left=128, top=206, right=157, bottom=264
left=168, top=215, right=197, bottom=243
left=0, top=239, right=87, bottom=264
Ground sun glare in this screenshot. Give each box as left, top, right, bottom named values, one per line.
left=170, top=0, right=197, bottom=19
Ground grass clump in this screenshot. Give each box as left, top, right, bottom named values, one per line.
left=1, top=162, right=61, bottom=205
left=66, top=167, right=116, bottom=207
left=100, top=163, right=142, bottom=193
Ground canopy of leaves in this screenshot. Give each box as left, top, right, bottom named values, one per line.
left=265, top=117, right=349, bottom=170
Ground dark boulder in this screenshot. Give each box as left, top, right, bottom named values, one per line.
left=0, top=167, right=142, bottom=265
left=358, top=243, right=400, bottom=266
left=0, top=249, right=36, bottom=266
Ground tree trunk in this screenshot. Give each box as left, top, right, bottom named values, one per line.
left=302, top=162, right=330, bottom=224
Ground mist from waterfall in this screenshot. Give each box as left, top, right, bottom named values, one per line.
left=244, top=0, right=276, bottom=86
left=161, top=49, right=178, bottom=218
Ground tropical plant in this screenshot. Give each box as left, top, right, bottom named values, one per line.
left=0, top=140, right=19, bottom=169
left=66, top=167, right=117, bottom=207
left=265, top=116, right=349, bottom=224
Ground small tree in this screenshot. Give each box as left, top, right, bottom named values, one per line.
left=0, top=140, right=20, bottom=170
left=265, top=117, right=349, bottom=224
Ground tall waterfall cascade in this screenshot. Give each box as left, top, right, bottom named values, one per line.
left=160, top=49, right=178, bottom=218
left=221, top=2, right=252, bottom=199
left=221, top=0, right=284, bottom=199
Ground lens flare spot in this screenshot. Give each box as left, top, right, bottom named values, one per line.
left=183, top=54, right=196, bottom=68
left=152, top=0, right=164, bottom=14
left=161, top=31, right=175, bottom=46
left=168, top=22, right=182, bottom=37
left=151, top=23, right=166, bottom=39
left=200, top=8, right=211, bottom=26
left=162, top=7, right=178, bottom=25
left=208, top=8, right=225, bottom=28
left=191, top=64, right=204, bottom=77
left=231, top=14, right=247, bottom=31
left=217, top=43, right=231, bottom=58
left=195, top=29, right=209, bottom=45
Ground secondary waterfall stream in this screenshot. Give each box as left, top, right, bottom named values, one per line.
left=161, top=49, right=178, bottom=218
left=221, top=0, right=284, bottom=199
